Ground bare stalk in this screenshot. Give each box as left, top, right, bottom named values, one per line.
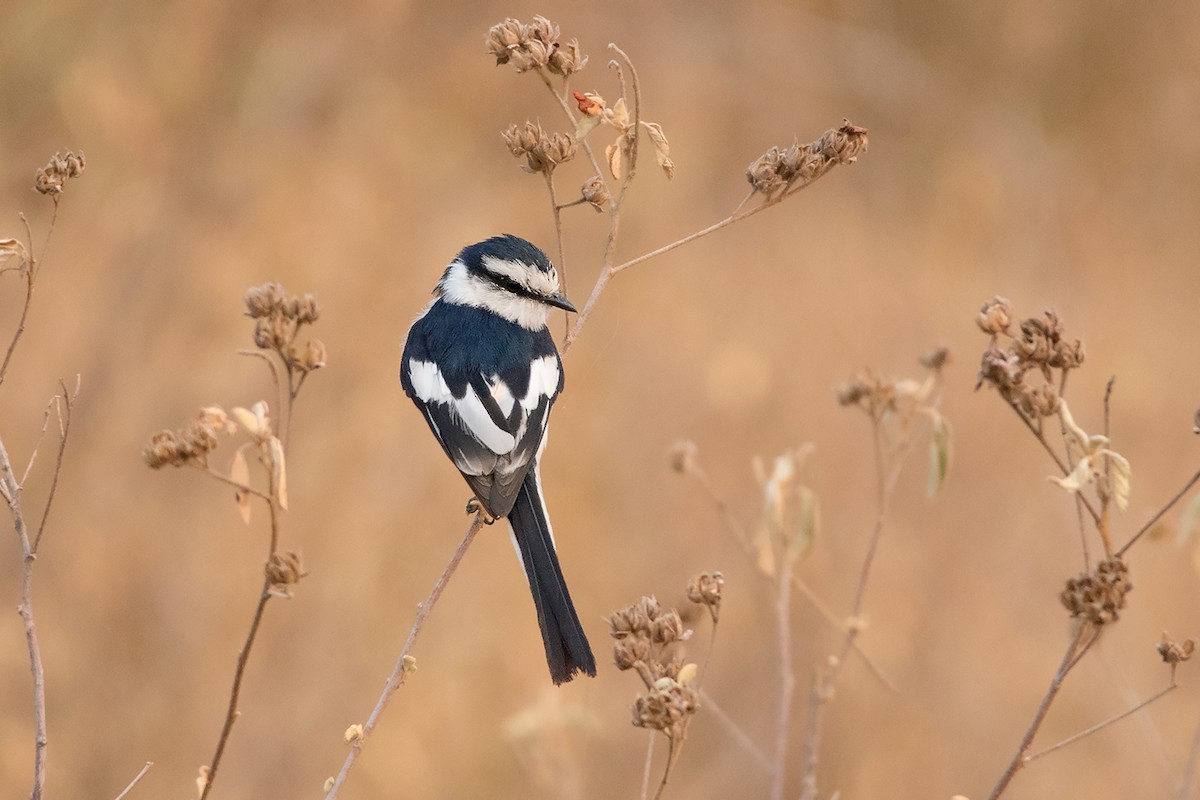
left=769, top=554, right=795, bottom=800
left=325, top=515, right=485, bottom=798
left=0, top=209, right=56, bottom=388
left=986, top=625, right=1096, bottom=799
left=697, top=688, right=770, bottom=769
left=1023, top=676, right=1178, bottom=764
left=1116, top=466, right=1200, bottom=557
left=197, top=469, right=283, bottom=800
left=112, top=762, right=154, bottom=800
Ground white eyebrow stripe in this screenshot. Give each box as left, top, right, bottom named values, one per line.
left=480, top=255, right=560, bottom=296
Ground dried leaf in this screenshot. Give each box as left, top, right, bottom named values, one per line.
left=269, top=436, right=288, bottom=510
left=640, top=121, right=674, bottom=180
left=1050, top=455, right=1094, bottom=494
left=0, top=238, right=28, bottom=269
left=230, top=406, right=261, bottom=437
left=231, top=446, right=251, bottom=525
left=787, top=485, right=819, bottom=563
left=926, top=411, right=952, bottom=497
left=575, top=114, right=602, bottom=140
left=676, top=662, right=699, bottom=685
left=1105, top=450, right=1131, bottom=511
left=1177, top=493, right=1200, bottom=547
left=605, top=142, right=622, bottom=181
left=609, top=97, right=630, bottom=129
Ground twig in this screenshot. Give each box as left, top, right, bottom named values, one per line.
left=1023, top=678, right=1178, bottom=764
left=197, top=471, right=283, bottom=800
left=769, top=554, right=795, bottom=800
left=325, top=515, right=485, bottom=798
left=640, top=732, right=655, bottom=800
left=0, top=215, right=40, bottom=388
left=1116, top=466, right=1200, bottom=557
left=697, top=688, right=770, bottom=769
left=1, top=432, right=47, bottom=800
left=1179, top=715, right=1200, bottom=800
left=1004, top=402, right=1102, bottom=527
left=987, top=624, right=1096, bottom=799
left=33, top=377, right=77, bottom=553
left=112, top=761, right=153, bottom=800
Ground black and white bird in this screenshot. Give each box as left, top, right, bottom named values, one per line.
left=400, top=234, right=596, bottom=684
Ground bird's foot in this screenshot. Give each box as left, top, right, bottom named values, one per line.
left=465, top=497, right=497, bottom=524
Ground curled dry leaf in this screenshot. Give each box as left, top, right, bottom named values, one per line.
left=231, top=445, right=252, bottom=525
left=268, top=435, right=288, bottom=510
left=0, top=238, right=29, bottom=270
left=640, top=120, right=674, bottom=180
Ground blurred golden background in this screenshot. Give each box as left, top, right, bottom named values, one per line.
left=2, top=1, right=1199, bottom=798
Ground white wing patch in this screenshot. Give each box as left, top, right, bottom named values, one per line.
left=523, top=356, right=560, bottom=410
left=487, top=374, right=516, bottom=417
left=456, top=384, right=517, bottom=454
left=408, top=359, right=452, bottom=402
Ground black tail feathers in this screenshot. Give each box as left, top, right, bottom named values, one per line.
left=508, top=467, right=596, bottom=684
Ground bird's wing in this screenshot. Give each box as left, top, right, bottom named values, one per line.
left=402, top=352, right=561, bottom=518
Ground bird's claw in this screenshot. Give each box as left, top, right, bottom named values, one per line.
left=465, top=497, right=497, bottom=524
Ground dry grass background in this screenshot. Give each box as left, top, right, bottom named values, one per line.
left=1, top=1, right=1199, bottom=798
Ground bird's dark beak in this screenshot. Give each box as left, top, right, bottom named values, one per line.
left=544, top=292, right=577, bottom=313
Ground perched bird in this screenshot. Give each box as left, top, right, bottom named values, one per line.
left=400, top=234, right=596, bottom=684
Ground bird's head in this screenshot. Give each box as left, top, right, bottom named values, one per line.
left=436, top=234, right=576, bottom=330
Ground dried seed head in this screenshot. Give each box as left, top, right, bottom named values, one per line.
left=485, top=18, right=524, bottom=65
left=632, top=677, right=700, bottom=735
left=581, top=175, right=609, bottom=211
left=502, top=121, right=576, bottom=174
left=1018, top=383, right=1061, bottom=418
left=686, top=572, right=725, bottom=622
left=919, top=346, right=951, bottom=371
left=1060, top=556, right=1131, bottom=626
left=548, top=37, right=587, bottom=76
left=486, top=16, right=570, bottom=74
left=302, top=339, right=327, bottom=371
left=266, top=551, right=306, bottom=598
left=835, top=371, right=897, bottom=416
left=747, top=121, right=868, bottom=196
left=1158, top=632, right=1196, bottom=664
left=245, top=283, right=284, bottom=318
left=144, top=430, right=184, bottom=468
left=34, top=150, right=86, bottom=196
left=976, top=296, right=1013, bottom=335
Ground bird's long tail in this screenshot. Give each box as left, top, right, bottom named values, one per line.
left=507, top=465, right=596, bottom=684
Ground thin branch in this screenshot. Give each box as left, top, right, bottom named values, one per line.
left=542, top=170, right=571, bottom=339
left=197, top=465, right=283, bottom=800
left=0, top=219, right=38, bottom=389
left=191, top=463, right=273, bottom=503
left=639, top=732, right=655, bottom=800
left=534, top=67, right=608, bottom=191
left=697, top=688, right=770, bottom=769
left=325, top=515, right=486, bottom=798
left=33, top=377, right=77, bottom=553
left=1023, top=678, right=1178, bottom=764
left=1004, top=402, right=1102, bottom=527
left=986, top=625, right=1097, bottom=800
left=112, top=761, right=153, bottom=800
left=0, top=432, right=46, bottom=800
left=1116, top=466, right=1200, bottom=557
left=769, top=555, right=795, bottom=800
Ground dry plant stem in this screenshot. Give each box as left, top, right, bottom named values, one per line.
left=541, top=171, right=571, bottom=338
left=198, top=475, right=282, bottom=800
left=1023, top=676, right=1178, bottom=764
left=33, top=378, right=77, bottom=552
left=798, top=416, right=897, bottom=800
left=770, top=555, right=796, bottom=800
left=1005, top=402, right=1102, bottom=528
left=325, top=515, right=485, bottom=799
left=1, top=435, right=46, bottom=800
left=686, top=460, right=893, bottom=689
left=651, top=737, right=681, bottom=800
left=1116, top=465, right=1200, bottom=557
left=698, top=688, right=770, bottom=768
left=1180, top=717, right=1200, bottom=800
left=1, top=383, right=73, bottom=800
left=534, top=67, right=607, bottom=186
left=640, top=732, right=655, bottom=800
left=986, top=625, right=1096, bottom=800
left=113, top=762, right=153, bottom=800
left=0, top=210, right=54, bottom=388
